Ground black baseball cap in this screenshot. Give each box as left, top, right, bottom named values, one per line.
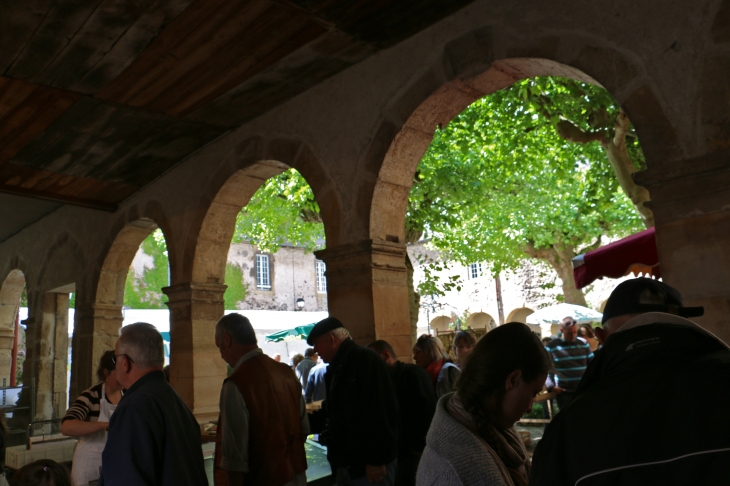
left=307, top=317, right=344, bottom=345
left=602, top=278, right=704, bottom=324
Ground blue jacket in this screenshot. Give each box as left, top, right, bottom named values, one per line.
left=100, top=370, right=207, bottom=486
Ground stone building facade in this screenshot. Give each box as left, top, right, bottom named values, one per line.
left=408, top=242, right=626, bottom=331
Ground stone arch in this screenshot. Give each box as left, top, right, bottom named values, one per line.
left=34, top=232, right=86, bottom=293
left=163, top=137, right=337, bottom=421
left=465, top=312, right=497, bottom=331
left=96, top=218, right=160, bottom=307
left=429, top=315, right=451, bottom=333
left=369, top=47, right=679, bottom=243
left=506, top=307, right=535, bottom=324
left=180, top=136, right=341, bottom=286
left=71, top=216, right=167, bottom=399
left=192, top=160, right=289, bottom=286
left=0, top=269, right=25, bottom=385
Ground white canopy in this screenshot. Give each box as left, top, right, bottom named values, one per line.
left=526, top=303, right=602, bottom=325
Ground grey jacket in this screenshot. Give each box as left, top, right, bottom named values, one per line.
left=417, top=394, right=509, bottom=486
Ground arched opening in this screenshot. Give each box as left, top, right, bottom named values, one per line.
left=507, top=307, right=535, bottom=324
left=72, top=218, right=164, bottom=398
left=172, top=152, right=331, bottom=420
left=0, top=270, right=25, bottom=386
left=372, top=56, right=663, bottom=355
left=465, top=312, right=497, bottom=332
left=429, top=315, right=451, bottom=334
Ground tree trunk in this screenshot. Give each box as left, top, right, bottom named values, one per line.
left=600, top=110, right=654, bottom=228
left=553, top=111, right=654, bottom=228
left=495, top=274, right=505, bottom=325
left=524, top=241, right=587, bottom=306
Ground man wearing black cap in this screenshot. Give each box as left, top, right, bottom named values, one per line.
left=530, top=278, right=730, bottom=485
left=306, top=317, right=398, bottom=485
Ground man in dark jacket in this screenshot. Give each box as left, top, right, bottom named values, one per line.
left=530, top=279, right=730, bottom=485
left=100, top=323, right=207, bottom=486
left=368, top=340, right=437, bottom=486
left=308, top=317, right=398, bottom=485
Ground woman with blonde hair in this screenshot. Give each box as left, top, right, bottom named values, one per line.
left=413, top=334, right=461, bottom=398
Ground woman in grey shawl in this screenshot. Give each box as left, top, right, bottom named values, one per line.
left=417, top=323, right=551, bottom=486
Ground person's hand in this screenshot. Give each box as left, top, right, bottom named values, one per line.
left=553, top=387, right=565, bottom=394
left=366, top=465, right=387, bottom=483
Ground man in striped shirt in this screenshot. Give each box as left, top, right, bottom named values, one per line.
left=545, top=317, right=593, bottom=412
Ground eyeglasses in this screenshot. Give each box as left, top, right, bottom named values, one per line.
left=112, top=354, right=134, bottom=365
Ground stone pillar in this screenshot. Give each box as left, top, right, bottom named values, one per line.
left=162, top=282, right=227, bottom=423
left=636, top=153, right=730, bottom=344
left=36, top=293, right=70, bottom=420
left=70, top=302, right=122, bottom=401
left=53, top=294, right=69, bottom=419
left=0, top=304, right=17, bottom=386
left=315, top=240, right=412, bottom=361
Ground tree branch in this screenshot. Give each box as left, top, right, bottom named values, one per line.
left=555, top=119, right=607, bottom=145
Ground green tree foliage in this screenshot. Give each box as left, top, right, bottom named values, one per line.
left=409, top=77, right=645, bottom=304
left=234, top=169, right=324, bottom=254
left=123, top=231, right=250, bottom=310
left=224, top=263, right=248, bottom=309
left=124, top=229, right=169, bottom=309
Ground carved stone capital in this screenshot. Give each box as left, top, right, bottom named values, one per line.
left=315, top=239, right=408, bottom=287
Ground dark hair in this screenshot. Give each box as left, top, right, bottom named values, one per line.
left=367, top=340, right=396, bottom=358
left=561, top=317, right=577, bottom=327
left=216, top=313, right=257, bottom=345
left=96, top=350, right=116, bottom=383
left=453, top=330, right=477, bottom=348
left=291, top=354, right=305, bottom=368
left=10, top=459, right=72, bottom=486
left=457, top=322, right=551, bottom=482
left=413, top=334, right=450, bottom=364
left=579, top=324, right=595, bottom=339
left=304, top=348, right=316, bottom=358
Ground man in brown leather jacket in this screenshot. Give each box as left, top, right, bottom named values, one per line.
left=213, top=313, right=309, bottom=486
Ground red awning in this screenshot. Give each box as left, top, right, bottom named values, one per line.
left=572, top=227, right=660, bottom=289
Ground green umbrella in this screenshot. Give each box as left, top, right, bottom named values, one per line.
left=265, top=324, right=316, bottom=343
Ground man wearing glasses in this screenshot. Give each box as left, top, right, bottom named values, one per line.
left=544, top=316, right=594, bottom=412
left=99, top=322, right=207, bottom=486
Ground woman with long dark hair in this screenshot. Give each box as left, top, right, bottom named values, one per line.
left=417, top=323, right=551, bottom=486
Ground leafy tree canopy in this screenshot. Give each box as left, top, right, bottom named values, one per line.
left=409, top=77, right=645, bottom=303
left=233, top=168, right=324, bottom=254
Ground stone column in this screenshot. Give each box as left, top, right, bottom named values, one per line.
left=70, top=302, right=122, bottom=401
left=636, top=153, right=730, bottom=344
left=162, top=282, right=227, bottom=423
left=315, top=239, right=412, bottom=361
left=0, top=304, right=17, bottom=387
left=36, top=293, right=70, bottom=420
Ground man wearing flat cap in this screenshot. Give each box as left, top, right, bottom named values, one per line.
left=530, top=278, right=730, bottom=485
left=307, top=317, right=398, bottom=485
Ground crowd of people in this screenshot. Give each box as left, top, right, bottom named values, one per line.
left=5, top=277, right=729, bottom=485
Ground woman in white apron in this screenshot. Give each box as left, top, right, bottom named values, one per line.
left=61, top=350, right=123, bottom=486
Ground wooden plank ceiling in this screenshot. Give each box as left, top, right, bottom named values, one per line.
left=0, top=0, right=475, bottom=217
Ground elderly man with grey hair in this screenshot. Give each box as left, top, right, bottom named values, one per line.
left=99, top=323, right=207, bottom=486
left=213, top=313, right=308, bottom=486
